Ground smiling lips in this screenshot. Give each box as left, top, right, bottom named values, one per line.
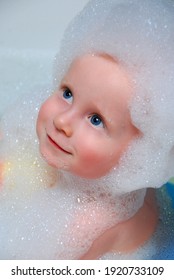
left=47, top=135, right=71, bottom=154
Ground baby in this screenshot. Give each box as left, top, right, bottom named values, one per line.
left=0, top=53, right=157, bottom=259
left=36, top=52, right=158, bottom=259
left=0, top=0, right=174, bottom=259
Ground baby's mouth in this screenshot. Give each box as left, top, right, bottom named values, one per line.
left=47, top=135, right=71, bottom=154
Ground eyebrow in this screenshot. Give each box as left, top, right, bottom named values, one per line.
left=90, top=101, right=116, bottom=129
left=60, top=78, right=75, bottom=93
left=96, top=52, right=119, bottom=64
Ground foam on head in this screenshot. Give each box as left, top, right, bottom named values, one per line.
left=54, top=0, right=174, bottom=194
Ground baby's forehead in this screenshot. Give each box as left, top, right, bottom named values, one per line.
left=69, top=52, right=118, bottom=70
left=66, top=53, right=133, bottom=89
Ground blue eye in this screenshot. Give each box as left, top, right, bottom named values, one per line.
left=63, top=88, right=73, bottom=102
left=89, top=114, right=104, bottom=127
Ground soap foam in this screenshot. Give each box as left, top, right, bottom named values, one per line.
left=1, top=0, right=174, bottom=259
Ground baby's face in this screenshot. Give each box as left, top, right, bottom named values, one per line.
left=37, top=54, right=138, bottom=178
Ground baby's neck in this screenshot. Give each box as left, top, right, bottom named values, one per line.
left=80, top=189, right=158, bottom=259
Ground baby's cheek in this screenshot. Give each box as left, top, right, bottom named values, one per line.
left=74, top=132, right=119, bottom=177
left=38, top=102, right=51, bottom=121
left=37, top=108, right=45, bottom=131
left=77, top=138, right=113, bottom=176
left=77, top=139, right=103, bottom=163
left=37, top=102, right=51, bottom=132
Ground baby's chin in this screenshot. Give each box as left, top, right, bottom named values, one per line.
left=39, top=148, right=56, bottom=167
left=41, top=152, right=116, bottom=181
left=66, top=161, right=116, bottom=180
left=41, top=153, right=70, bottom=172
left=68, top=167, right=115, bottom=182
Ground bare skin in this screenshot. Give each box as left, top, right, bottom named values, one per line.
left=80, top=189, right=158, bottom=259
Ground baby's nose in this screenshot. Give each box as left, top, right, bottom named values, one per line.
left=53, top=111, right=73, bottom=137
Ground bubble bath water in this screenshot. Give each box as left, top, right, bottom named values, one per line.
left=0, top=0, right=174, bottom=259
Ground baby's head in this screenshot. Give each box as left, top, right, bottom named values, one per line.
left=38, top=0, right=174, bottom=195
left=37, top=53, right=139, bottom=179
